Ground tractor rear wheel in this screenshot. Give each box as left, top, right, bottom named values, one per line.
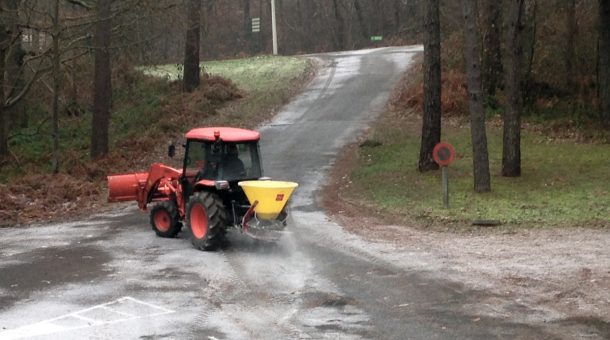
left=150, top=201, right=182, bottom=238
left=186, top=192, right=228, bottom=251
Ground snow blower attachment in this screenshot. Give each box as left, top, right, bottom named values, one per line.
left=106, top=127, right=298, bottom=250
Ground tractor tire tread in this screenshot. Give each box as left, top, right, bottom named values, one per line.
left=150, top=200, right=182, bottom=238
left=186, top=192, right=228, bottom=251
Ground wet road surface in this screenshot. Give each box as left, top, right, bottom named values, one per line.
left=0, top=47, right=581, bottom=339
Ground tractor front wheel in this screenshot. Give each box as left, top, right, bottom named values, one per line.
left=150, top=201, right=182, bottom=238
left=186, top=192, right=228, bottom=251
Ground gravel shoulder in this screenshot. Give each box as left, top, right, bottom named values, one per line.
left=322, top=140, right=610, bottom=337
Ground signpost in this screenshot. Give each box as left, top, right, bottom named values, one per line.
left=370, top=36, right=383, bottom=42
left=270, top=0, right=278, bottom=55
left=432, top=142, right=456, bottom=209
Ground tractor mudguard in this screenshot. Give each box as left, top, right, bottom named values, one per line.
left=194, top=179, right=216, bottom=189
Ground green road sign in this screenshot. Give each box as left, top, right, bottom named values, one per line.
left=370, top=36, right=383, bottom=41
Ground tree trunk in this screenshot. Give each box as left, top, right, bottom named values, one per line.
left=462, top=0, right=491, bottom=192
left=183, top=0, right=201, bottom=92
left=296, top=0, right=309, bottom=51
left=6, top=0, right=26, bottom=130
left=502, top=0, right=525, bottom=177
left=243, top=0, right=251, bottom=53
left=375, top=0, right=384, bottom=38
left=353, top=0, right=370, bottom=42
left=332, top=0, right=345, bottom=50
left=51, top=0, right=61, bottom=174
left=0, top=28, right=7, bottom=158
left=481, top=0, right=503, bottom=98
left=419, top=0, right=441, bottom=172
left=566, top=0, right=576, bottom=93
left=600, top=0, right=610, bottom=127
left=91, top=0, right=112, bottom=159
left=393, top=0, right=401, bottom=35
left=7, top=46, right=26, bottom=129
left=523, top=0, right=537, bottom=107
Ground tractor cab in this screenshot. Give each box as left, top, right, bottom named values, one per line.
left=178, top=127, right=264, bottom=223
left=181, top=127, right=263, bottom=184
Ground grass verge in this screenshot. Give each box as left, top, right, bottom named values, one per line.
left=343, top=116, right=609, bottom=229
left=143, top=55, right=310, bottom=126
left=334, top=64, right=609, bottom=230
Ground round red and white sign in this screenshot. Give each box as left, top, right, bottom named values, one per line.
left=432, top=142, right=456, bottom=167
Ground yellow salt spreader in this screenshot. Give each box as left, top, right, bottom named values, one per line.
left=237, top=180, right=298, bottom=240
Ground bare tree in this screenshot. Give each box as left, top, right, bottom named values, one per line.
left=0, top=0, right=52, bottom=157
left=353, top=0, right=370, bottom=42
left=91, top=0, right=112, bottom=158
left=183, top=0, right=201, bottom=92
left=600, top=0, right=610, bottom=127
left=331, top=0, right=346, bottom=50
left=419, top=0, right=441, bottom=172
left=0, top=6, right=8, bottom=157
left=481, top=0, right=503, bottom=99
left=1, top=0, right=26, bottom=156
left=503, top=0, right=525, bottom=177
left=51, top=0, right=61, bottom=173
left=523, top=0, right=537, bottom=106
left=566, top=0, right=576, bottom=93
left=462, top=0, right=491, bottom=192
left=243, top=0, right=251, bottom=53
left=6, top=0, right=27, bottom=129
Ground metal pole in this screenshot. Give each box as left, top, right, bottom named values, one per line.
left=442, top=166, right=449, bottom=209
left=271, top=0, right=278, bottom=55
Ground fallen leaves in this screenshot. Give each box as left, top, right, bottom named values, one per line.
left=0, top=173, right=102, bottom=227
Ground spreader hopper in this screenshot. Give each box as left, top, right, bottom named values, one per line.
left=238, top=180, right=298, bottom=220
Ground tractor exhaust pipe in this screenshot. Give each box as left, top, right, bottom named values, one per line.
left=107, top=172, right=148, bottom=202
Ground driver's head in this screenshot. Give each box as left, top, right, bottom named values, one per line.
left=227, top=144, right=238, bottom=156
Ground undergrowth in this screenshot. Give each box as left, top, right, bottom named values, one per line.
left=0, top=56, right=311, bottom=227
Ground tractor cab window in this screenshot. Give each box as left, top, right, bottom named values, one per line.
left=184, top=140, right=262, bottom=181
left=184, top=141, right=211, bottom=179
left=220, top=142, right=262, bottom=180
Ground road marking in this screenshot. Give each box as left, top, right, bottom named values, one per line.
left=99, top=305, right=134, bottom=317
left=0, top=297, right=175, bottom=340
left=70, top=314, right=100, bottom=324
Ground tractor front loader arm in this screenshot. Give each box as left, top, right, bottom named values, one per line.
left=108, top=163, right=182, bottom=210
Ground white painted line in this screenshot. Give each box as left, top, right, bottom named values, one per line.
left=70, top=314, right=100, bottom=324
left=121, top=296, right=175, bottom=314
left=0, top=296, right=176, bottom=340
left=99, top=305, right=135, bottom=317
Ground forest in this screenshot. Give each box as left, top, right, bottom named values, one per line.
left=0, top=0, right=608, bottom=224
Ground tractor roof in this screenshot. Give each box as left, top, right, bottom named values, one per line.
left=185, top=127, right=260, bottom=142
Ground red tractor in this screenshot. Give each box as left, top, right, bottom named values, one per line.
left=107, top=127, right=298, bottom=251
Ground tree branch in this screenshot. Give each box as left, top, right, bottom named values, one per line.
left=7, top=116, right=51, bottom=142
left=66, top=0, right=94, bottom=10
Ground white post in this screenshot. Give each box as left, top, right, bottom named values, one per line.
left=271, top=0, right=278, bottom=55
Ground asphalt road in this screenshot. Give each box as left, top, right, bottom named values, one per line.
left=0, top=47, right=553, bottom=339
